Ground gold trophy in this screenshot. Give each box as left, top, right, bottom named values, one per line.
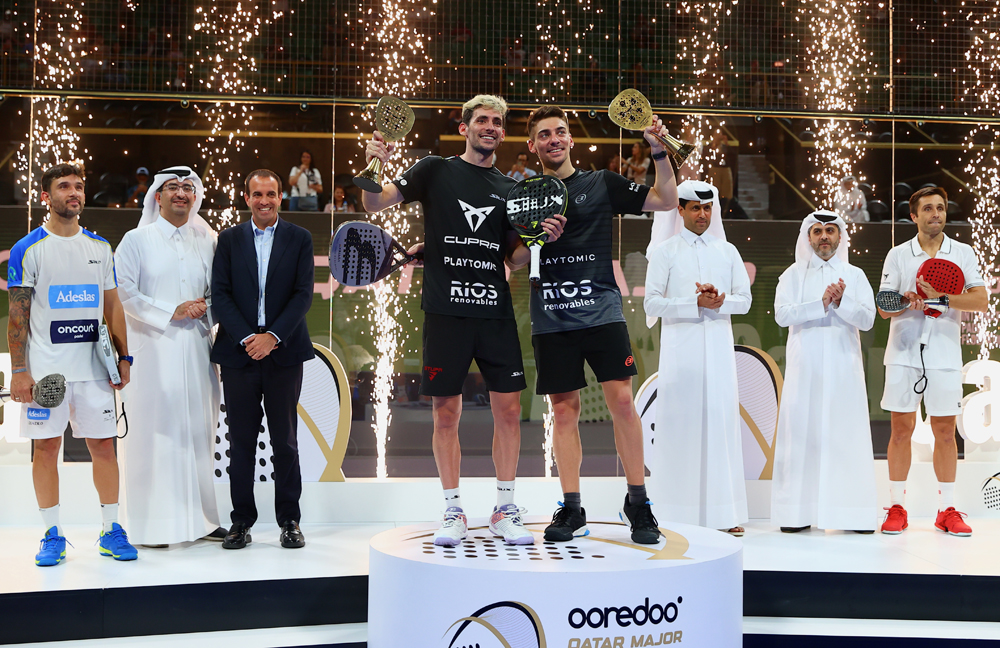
left=354, top=96, right=416, bottom=193
left=608, top=89, right=698, bottom=168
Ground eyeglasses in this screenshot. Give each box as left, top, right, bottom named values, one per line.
left=162, top=183, right=196, bottom=194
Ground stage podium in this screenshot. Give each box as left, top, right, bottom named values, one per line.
left=369, top=517, right=742, bottom=647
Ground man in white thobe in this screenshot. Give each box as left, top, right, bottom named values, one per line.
left=644, top=180, right=752, bottom=534
left=771, top=211, right=878, bottom=533
left=116, top=166, right=224, bottom=545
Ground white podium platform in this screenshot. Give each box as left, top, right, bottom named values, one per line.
left=368, top=517, right=743, bottom=648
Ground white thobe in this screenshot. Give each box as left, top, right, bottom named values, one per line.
left=116, top=216, right=221, bottom=544
left=644, top=228, right=752, bottom=529
left=771, top=255, right=878, bottom=530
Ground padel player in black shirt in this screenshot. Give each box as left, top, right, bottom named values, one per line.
left=362, top=95, right=565, bottom=547
left=524, top=105, right=678, bottom=544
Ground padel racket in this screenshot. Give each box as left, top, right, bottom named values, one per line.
left=916, top=258, right=964, bottom=318
left=506, top=175, right=568, bottom=287
left=99, top=324, right=122, bottom=385
left=0, top=373, right=67, bottom=408
left=876, top=290, right=948, bottom=315
left=329, top=221, right=421, bottom=287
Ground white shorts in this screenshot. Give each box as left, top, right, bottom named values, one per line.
left=19, top=380, right=118, bottom=440
left=881, top=365, right=963, bottom=417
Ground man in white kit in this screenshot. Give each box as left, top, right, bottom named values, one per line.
left=115, top=166, right=226, bottom=546
left=643, top=180, right=752, bottom=535
left=6, top=163, right=136, bottom=565
left=878, top=186, right=987, bottom=536
left=771, top=210, right=878, bottom=533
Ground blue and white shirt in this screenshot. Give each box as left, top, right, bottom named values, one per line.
left=7, top=225, right=117, bottom=382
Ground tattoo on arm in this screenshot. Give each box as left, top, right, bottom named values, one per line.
left=7, top=287, right=32, bottom=368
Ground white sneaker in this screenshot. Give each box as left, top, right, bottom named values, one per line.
left=489, top=503, right=535, bottom=545
left=433, top=507, right=468, bottom=547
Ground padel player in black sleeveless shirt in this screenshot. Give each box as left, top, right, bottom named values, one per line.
left=524, top=105, right=678, bottom=545
left=361, top=96, right=565, bottom=549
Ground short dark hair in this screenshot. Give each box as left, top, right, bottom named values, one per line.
left=244, top=169, right=283, bottom=195
left=41, top=163, right=85, bottom=194
left=526, top=105, right=568, bottom=137
left=909, top=186, right=947, bottom=216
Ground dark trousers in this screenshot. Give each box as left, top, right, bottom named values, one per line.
left=221, top=357, right=304, bottom=527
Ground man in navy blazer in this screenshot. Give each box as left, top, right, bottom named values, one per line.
left=211, top=169, right=315, bottom=549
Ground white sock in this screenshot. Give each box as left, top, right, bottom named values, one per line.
left=889, top=481, right=906, bottom=507
left=101, top=503, right=119, bottom=533
left=40, top=505, right=62, bottom=537
left=497, top=480, right=515, bottom=507
left=938, top=482, right=955, bottom=510
left=443, top=488, right=462, bottom=511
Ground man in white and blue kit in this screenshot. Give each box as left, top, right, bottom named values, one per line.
left=7, top=163, right=137, bottom=565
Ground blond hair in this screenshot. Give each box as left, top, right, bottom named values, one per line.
left=462, top=95, right=508, bottom=127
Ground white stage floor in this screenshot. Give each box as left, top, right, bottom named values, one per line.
left=4, top=516, right=999, bottom=596
left=3, top=518, right=1000, bottom=647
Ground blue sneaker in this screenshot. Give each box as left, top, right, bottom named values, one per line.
left=98, top=523, right=138, bottom=561
left=35, top=526, right=68, bottom=567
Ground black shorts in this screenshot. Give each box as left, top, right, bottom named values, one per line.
left=420, top=313, right=527, bottom=397
left=532, top=322, right=637, bottom=395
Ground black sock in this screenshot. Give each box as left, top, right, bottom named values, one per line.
left=627, top=484, right=647, bottom=506
left=563, top=492, right=582, bottom=510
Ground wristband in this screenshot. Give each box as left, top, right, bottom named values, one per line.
left=120, top=355, right=134, bottom=366
left=11, top=367, right=27, bottom=374
left=651, top=150, right=668, bottom=161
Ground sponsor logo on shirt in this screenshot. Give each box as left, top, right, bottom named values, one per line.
left=542, top=253, right=597, bottom=265
left=458, top=200, right=495, bottom=232
left=103, top=408, right=116, bottom=421
left=541, top=280, right=597, bottom=311
left=575, top=193, right=587, bottom=204
left=443, top=235, right=501, bottom=252
left=424, top=366, right=442, bottom=380
left=48, top=284, right=100, bottom=309
left=27, top=408, right=51, bottom=421
left=88, top=259, right=102, bottom=264
left=450, top=280, right=499, bottom=306
left=511, top=371, right=523, bottom=377
left=50, top=319, right=100, bottom=344
left=542, top=279, right=593, bottom=300
left=629, top=182, right=640, bottom=192
left=443, top=256, right=498, bottom=271
left=489, top=193, right=505, bottom=202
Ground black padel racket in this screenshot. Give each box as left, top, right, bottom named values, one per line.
left=916, top=258, right=964, bottom=319
left=506, top=175, right=568, bottom=287
left=875, top=290, right=948, bottom=315
left=329, top=221, right=421, bottom=287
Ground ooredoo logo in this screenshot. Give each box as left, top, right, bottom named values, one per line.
left=568, top=596, right=682, bottom=629
left=48, top=284, right=100, bottom=309
left=445, top=601, right=545, bottom=648
left=50, top=319, right=100, bottom=344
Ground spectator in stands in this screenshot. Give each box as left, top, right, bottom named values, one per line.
left=288, top=150, right=322, bottom=211
left=625, top=143, right=650, bottom=186
left=503, top=38, right=526, bottom=72
left=171, top=63, right=187, bottom=90
left=326, top=185, right=357, bottom=213
left=125, top=167, right=150, bottom=208
left=607, top=155, right=624, bottom=175
left=748, top=60, right=766, bottom=106
left=834, top=175, right=869, bottom=223
left=507, top=152, right=537, bottom=182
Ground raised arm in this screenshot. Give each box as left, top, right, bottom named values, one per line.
left=641, top=115, right=679, bottom=213
left=360, top=131, right=406, bottom=213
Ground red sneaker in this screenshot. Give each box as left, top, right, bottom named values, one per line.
left=935, top=507, right=972, bottom=537
left=880, top=504, right=908, bottom=534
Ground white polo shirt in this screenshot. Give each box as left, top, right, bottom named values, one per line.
left=879, top=233, right=984, bottom=371
left=7, top=225, right=117, bottom=382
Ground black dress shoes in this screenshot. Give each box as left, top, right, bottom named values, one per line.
left=780, top=525, right=811, bottom=533
left=222, top=523, right=252, bottom=549
left=280, top=521, right=305, bottom=548
left=203, top=527, right=228, bottom=541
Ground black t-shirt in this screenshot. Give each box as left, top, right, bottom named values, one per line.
left=530, top=169, right=650, bottom=335
left=394, top=156, right=516, bottom=319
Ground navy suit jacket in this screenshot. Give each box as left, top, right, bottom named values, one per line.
left=210, top=217, right=315, bottom=368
